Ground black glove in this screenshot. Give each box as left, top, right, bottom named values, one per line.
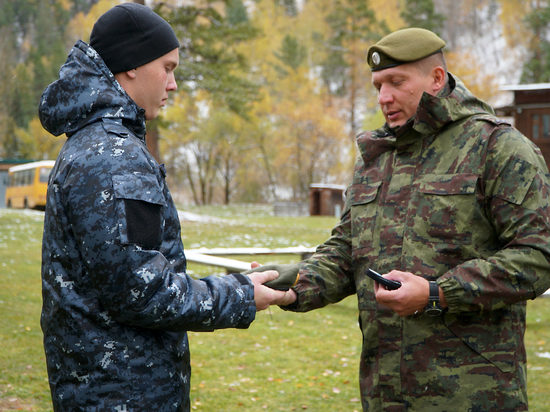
left=241, top=263, right=301, bottom=291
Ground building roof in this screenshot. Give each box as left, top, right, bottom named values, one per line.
left=8, top=160, right=55, bottom=172
left=310, top=183, right=346, bottom=191
left=0, top=159, right=36, bottom=172
left=500, top=83, right=550, bottom=91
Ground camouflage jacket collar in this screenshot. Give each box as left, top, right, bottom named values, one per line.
left=39, top=40, right=146, bottom=140
left=410, top=73, right=495, bottom=136
left=356, top=74, right=495, bottom=165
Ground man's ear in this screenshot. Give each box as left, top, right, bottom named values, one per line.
left=125, top=69, right=137, bottom=79
left=432, top=66, right=446, bottom=94
left=114, top=69, right=137, bottom=85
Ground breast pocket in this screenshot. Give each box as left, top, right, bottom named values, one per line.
left=113, top=173, right=167, bottom=250
left=412, top=174, right=479, bottom=245
left=350, top=181, right=382, bottom=254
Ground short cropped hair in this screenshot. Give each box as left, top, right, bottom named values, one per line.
left=413, top=51, right=448, bottom=81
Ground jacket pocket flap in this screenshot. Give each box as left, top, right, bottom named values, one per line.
left=349, top=181, right=382, bottom=206
left=419, top=173, right=478, bottom=195
left=113, top=173, right=166, bottom=206
left=445, top=311, right=516, bottom=373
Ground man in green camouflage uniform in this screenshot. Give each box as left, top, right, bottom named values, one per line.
left=275, top=28, right=550, bottom=411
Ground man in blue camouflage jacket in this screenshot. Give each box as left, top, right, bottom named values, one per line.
left=38, top=4, right=293, bottom=411
left=267, top=28, right=550, bottom=411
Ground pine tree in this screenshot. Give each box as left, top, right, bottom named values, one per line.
left=275, top=0, right=298, bottom=17
left=226, top=0, right=249, bottom=25
left=400, top=0, right=445, bottom=35
left=156, top=1, right=261, bottom=203
left=137, top=1, right=260, bottom=163
left=521, top=3, right=550, bottom=83
left=273, top=34, right=307, bottom=74
left=320, top=0, right=386, bottom=140
left=163, top=1, right=260, bottom=119
left=0, top=0, right=98, bottom=158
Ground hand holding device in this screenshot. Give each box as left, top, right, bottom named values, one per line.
left=366, top=269, right=401, bottom=290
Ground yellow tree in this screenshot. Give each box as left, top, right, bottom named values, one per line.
left=445, top=50, right=499, bottom=105
left=234, top=0, right=351, bottom=200
left=201, top=110, right=258, bottom=204
left=499, top=0, right=531, bottom=50
left=371, top=0, right=404, bottom=31
left=270, top=68, right=349, bottom=199
left=317, top=0, right=387, bottom=141
left=67, top=0, right=118, bottom=42
left=14, top=118, right=65, bottom=160
left=160, top=92, right=219, bottom=205
left=0, top=27, right=17, bottom=158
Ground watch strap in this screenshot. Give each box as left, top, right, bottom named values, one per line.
left=428, top=281, right=439, bottom=305
left=424, top=281, right=443, bottom=316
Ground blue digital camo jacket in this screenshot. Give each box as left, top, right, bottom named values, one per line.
left=39, top=40, right=256, bottom=412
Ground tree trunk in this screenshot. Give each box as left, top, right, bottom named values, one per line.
left=257, top=133, right=277, bottom=201
left=146, top=122, right=161, bottom=163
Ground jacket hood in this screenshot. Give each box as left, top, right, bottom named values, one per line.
left=356, top=74, right=495, bottom=163
left=39, top=40, right=146, bottom=138
left=411, top=73, right=495, bottom=136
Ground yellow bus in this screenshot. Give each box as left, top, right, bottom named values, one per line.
left=5, top=160, right=55, bottom=210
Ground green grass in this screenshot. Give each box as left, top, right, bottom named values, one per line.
left=0, top=210, right=49, bottom=411
left=1, top=206, right=550, bottom=411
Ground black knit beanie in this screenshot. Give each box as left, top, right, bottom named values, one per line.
left=90, top=3, right=180, bottom=74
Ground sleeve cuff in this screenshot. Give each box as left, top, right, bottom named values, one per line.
left=230, top=273, right=256, bottom=328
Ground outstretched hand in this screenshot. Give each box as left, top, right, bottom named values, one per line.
left=247, top=262, right=297, bottom=310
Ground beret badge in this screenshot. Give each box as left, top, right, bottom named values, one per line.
left=372, top=52, right=380, bottom=66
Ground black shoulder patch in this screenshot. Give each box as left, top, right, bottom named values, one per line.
left=124, top=199, right=162, bottom=249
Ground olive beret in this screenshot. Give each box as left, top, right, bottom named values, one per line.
left=367, top=28, right=446, bottom=71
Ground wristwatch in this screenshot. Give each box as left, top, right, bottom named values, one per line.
left=424, top=281, right=443, bottom=316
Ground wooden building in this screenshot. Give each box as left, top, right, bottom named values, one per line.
left=496, top=83, right=550, bottom=167
left=309, top=183, right=346, bottom=217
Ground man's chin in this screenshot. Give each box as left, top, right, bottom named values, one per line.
left=385, top=113, right=404, bottom=128
left=386, top=120, right=405, bottom=128
left=145, top=110, right=159, bottom=121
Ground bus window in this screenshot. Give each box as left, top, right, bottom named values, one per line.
left=25, top=169, right=33, bottom=185
left=5, top=160, right=55, bottom=209
left=39, top=167, right=51, bottom=183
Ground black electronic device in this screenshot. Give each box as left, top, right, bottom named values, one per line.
left=366, top=269, right=402, bottom=290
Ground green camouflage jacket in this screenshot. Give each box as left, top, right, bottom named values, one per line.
left=286, top=74, right=550, bottom=411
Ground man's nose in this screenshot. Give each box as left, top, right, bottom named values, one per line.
left=168, top=73, right=177, bottom=92
left=377, top=85, right=393, bottom=105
